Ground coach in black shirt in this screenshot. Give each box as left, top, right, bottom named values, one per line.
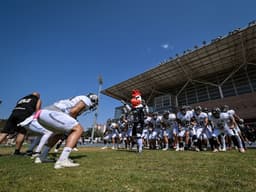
left=0, top=92, right=41, bottom=155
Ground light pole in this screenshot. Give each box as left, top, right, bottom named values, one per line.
left=90, top=75, right=103, bottom=143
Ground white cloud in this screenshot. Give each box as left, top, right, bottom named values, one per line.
left=161, top=44, right=169, bottom=49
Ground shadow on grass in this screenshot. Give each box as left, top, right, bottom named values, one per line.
left=115, top=149, right=140, bottom=153
left=70, top=154, right=88, bottom=159
left=0, top=153, right=13, bottom=157
left=48, top=153, right=88, bottom=160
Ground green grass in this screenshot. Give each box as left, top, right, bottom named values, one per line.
left=0, top=146, right=256, bottom=192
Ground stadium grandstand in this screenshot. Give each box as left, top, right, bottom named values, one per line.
left=102, top=21, right=256, bottom=124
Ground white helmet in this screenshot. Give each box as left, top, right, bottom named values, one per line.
left=87, top=93, right=98, bottom=110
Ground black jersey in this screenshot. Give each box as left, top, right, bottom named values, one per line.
left=2, top=94, right=40, bottom=134
left=12, top=94, right=39, bottom=120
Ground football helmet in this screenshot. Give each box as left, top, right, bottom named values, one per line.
left=87, top=93, right=99, bottom=110
left=180, top=105, right=187, bottom=115
left=212, top=107, right=221, bottom=118
left=152, top=112, right=158, bottom=119
left=202, top=107, right=209, bottom=113
left=220, top=105, right=229, bottom=112
left=163, top=110, right=170, bottom=119
left=195, top=106, right=202, bottom=115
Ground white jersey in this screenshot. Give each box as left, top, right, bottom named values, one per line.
left=110, top=122, right=119, bottom=134
left=54, top=95, right=92, bottom=114
left=105, top=123, right=113, bottom=134
left=168, top=113, right=177, bottom=129
left=227, top=109, right=235, bottom=116
left=209, top=112, right=233, bottom=129
left=169, top=113, right=176, bottom=121
left=38, top=95, right=94, bottom=134
left=144, top=116, right=152, bottom=128
left=145, top=116, right=161, bottom=129
left=158, top=115, right=170, bottom=129
left=158, top=113, right=177, bottom=129
left=194, top=112, right=208, bottom=127
left=118, top=119, right=128, bottom=132
left=177, top=110, right=193, bottom=127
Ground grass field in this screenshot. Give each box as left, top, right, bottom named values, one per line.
left=0, top=146, right=255, bottom=192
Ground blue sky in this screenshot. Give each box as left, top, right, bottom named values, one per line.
left=0, top=0, right=255, bottom=129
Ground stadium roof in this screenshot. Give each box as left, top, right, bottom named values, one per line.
left=102, top=22, right=256, bottom=103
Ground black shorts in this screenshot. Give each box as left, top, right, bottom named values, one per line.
left=1, top=113, right=27, bottom=135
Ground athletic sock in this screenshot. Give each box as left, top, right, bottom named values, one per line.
left=137, top=138, right=143, bottom=152
left=58, top=147, right=72, bottom=161
left=221, top=135, right=226, bottom=150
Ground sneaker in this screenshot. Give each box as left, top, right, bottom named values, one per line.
left=195, top=147, right=200, bottom=152
left=179, top=147, right=184, bottom=151
left=31, top=152, right=40, bottom=159
left=239, top=148, right=245, bottom=153
left=54, top=149, right=59, bottom=153
left=213, top=148, right=219, bottom=153
left=34, top=157, right=42, bottom=164
left=35, top=157, right=56, bottom=163
left=25, top=150, right=33, bottom=156
left=68, top=158, right=74, bottom=163
left=202, top=147, right=207, bottom=151
left=101, top=146, right=107, bottom=149
left=13, top=151, right=26, bottom=156
left=219, top=148, right=226, bottom=152
left=162, top=147, right=168, bottom=151
left=54, top=159, right=80, bottom=169
left=72, top=147, right=79, bottom=151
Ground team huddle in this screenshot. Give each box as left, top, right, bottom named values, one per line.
left=102, top=103, right=249, bottom=153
